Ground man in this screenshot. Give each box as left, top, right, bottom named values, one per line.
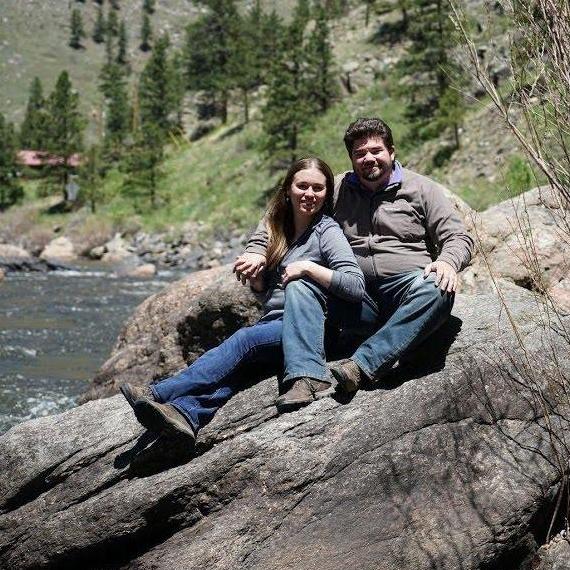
left=235, top=117, right=474, bottom=406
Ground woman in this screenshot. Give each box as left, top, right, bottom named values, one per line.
left=120, top=157, right=365, bottom=446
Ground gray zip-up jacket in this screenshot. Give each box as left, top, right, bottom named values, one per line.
left=247, top=168, right=474, bottom=283
left=260, top=214, right=365, bottom=316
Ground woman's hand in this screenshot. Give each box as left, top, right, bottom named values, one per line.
left=282, top=261, right=312, bottom=285
left=233, top=253, right=266, bottom=285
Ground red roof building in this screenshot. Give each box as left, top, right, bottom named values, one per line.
left=17, top=150, right=82, bottom=168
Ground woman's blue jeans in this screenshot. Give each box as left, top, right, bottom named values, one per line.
left=151, top=316, right=283, bottom=434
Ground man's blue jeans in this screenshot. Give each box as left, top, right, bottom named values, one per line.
left=150, top=317, right=284, bottom=434
left=283, top=270, right=454, bottom=380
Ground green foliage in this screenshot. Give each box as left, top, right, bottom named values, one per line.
left=0, top=114, right=24, bottom=211
left=44, top=71, right=85, bottom=199
left=143, top=0, right=155, bottom=15
left=117, top=20, right=129, bottom=65
left=262, top=0, right=336, bottom=161
left=93, top=6, right=105, bottom=43
left=69, top=8, right=85, bottom=49
left=99, top=60, right=130, bottom=158
left=80, top=145, right=106, bottom=213
left=183, top=0, right=240, bottom=124
left=139, top=34, right=177, bottom=135
left=19, top=77, right=50, bottom=149
left=140, top=13, right=152, bottom=51
left=122, top=124, right=164, bottom=210
left=396, top=0, right=466, bottom=144
left=306, top=2, right=337, bottom=113
left=504, top=155, right=534, bottom=196
left=107, top=7, right=119, bottom=37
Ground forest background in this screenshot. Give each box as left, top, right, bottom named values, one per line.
left=0, top=0, right=540, bottom=249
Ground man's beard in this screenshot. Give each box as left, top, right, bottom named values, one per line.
left=361, top=165, right=383, bottom=181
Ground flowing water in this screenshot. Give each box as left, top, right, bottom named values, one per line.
left=0, top=264, right=184, bottom=435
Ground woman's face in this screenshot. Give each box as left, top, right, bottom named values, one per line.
left=287, top=167, right=328, bottom=219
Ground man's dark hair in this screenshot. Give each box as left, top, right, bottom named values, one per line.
left=343, top=118, right=394, bottom=155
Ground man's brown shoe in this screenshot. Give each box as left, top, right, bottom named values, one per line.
left=275, top=377, right=333, bottom=413
left=329, top=360, right=368, bottom=393
left=120, top=382, right=155, bottom=410
left=134, top=397, right=196, bottom=444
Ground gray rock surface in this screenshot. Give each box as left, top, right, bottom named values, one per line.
left=1, top=291, right=569, bottom=569
left=83, top=265, right=263, bottom=402
left=531, top=536, right=570, bottom=570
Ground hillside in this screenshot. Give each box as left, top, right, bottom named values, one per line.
left=0, top=0, right=530, bottom=246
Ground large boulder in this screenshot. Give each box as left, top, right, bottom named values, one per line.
left=83, top=264, right=263, bottom=401
left=40, top=236, right=77, bottom=262
left=0, top=243, right=66, bottom=272
left=461, top=186, right=570, bottom=311
left=1, top=290, right=569, bottom=569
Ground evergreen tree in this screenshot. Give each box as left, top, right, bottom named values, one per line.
left=140, top=13, right=152, bottom=51
left=396, top=0, right=466, bottom=143
left=183, top=0, right=240, bottom=124
left=45, top=71, right=85, bottom=200
left=20, top=77, right=50, bottom=149
left=99, top=60, right=130, bottom=157
left=69, top=8, right=86, bottom=49
left=262, top=1, right=315, bottom=161
left=93, top=6, right=105, bottom=43
left=80, top=145, right=105, bottom=213
left=139, top=34, right=175, bottom=134
left=363, top=0, right=375, bottom=26
left=143, top=0, right=155, bottom=14
left=0, top=114, right=24, bottom=211
left=117, top=19, right=129, bottom=65
left=122, top=122, right=164, bottom=210
left=169, top=52, right=186, bottom=133
left=110, top=0, right=120, bottom=9
left=306, top=2, right=337, bottom=113
left=107, top=6, right=119, bottom=37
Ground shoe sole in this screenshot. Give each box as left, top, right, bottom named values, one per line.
left=329, top=366, right=359, bottom=393
left=119, top=383, right=138, bottom=410
left=134, top=400, right=196, bottom=444
left=275, top=385, right=335, bottom=413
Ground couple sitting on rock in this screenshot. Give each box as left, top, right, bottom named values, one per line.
left=120, top=117, right=474, bottom=448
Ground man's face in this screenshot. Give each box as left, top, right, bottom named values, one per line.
left=351, top=136, right=395, bottom=187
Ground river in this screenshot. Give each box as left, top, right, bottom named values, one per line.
left=0, top=264, right=184, bottom=435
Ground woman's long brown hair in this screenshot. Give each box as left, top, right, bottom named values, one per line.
left=265, top=157, right=334, bottom=270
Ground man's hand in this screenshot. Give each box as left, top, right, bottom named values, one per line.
left=423, top=260, right=458, bottom=293
left=233, top=253, right=266, bottom=285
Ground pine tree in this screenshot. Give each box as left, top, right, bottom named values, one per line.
left=169, top=52, right=186, bottom=133
left=122, top=122, right=164, bottom=210
left=107, top=7, right=119, bottom=37
left=306, top=2, right=337, bottom=113
left=99, top=60, right=130, bottom=157
left=20, top=77, right=50, bottom=149
left=363, top=0, right=375, bottom=26
left=140, top=13, right=152, bottom=51
left=262, top=1, right=315, bottom=161
left=69, top=8, right=86, bottom=49
left=0, top=114, right=24, bottom=211
left=143, top=0, right=155, bottom=14
left=80, top=145, right=105, bottom=213
left=396, top=0, right=466, bottom=143
left=183, top=0, right=240, bottom=124
left=117, top=19, right=128, bottom=65
left=139, top=34, right=175, bottom=134
left=45, top=71, right=85, bottom=200
left=93, top=6, right=105, bottom=43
